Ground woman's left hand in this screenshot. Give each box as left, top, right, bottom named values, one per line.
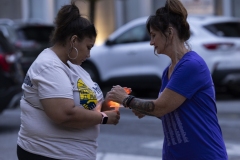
left=132, top=109, right=145, bottom=119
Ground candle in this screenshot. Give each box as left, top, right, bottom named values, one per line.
left=108, top=87, right=131, bottom=111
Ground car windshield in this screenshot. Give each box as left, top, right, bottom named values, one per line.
left=204, top=22, right=240, bottom=37
left=16, top=26, right=54, bottom=42
left=113, top=24, right=150, bottom=44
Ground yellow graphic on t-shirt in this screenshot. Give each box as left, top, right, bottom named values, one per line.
left=77, top=79, right=97, bottom=110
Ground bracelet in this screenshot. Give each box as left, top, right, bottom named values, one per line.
left=126, top=95, right=135, bottom=108
left=122, top=95, right=135, bottom=108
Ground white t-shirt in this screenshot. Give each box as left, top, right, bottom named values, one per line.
left=17, top=48, right=104, bottom=160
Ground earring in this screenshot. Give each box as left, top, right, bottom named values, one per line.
left=68, top=47, right=78, bottom=60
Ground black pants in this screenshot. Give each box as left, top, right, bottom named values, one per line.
left=17, top=145, right=58, bottom=160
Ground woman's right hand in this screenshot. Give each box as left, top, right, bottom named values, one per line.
left=107, top=85, right=129, bottom=104
left=103, top=110, right=120, bottom=125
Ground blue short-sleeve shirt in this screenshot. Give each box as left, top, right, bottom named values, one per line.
left=160, top=51, right=228, bottom=160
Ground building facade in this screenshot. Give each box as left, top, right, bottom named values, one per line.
left=0, top=0, right=239, bottom=44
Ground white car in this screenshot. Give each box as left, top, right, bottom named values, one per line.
left=82, top=16, right=240, bottom=96
left=188, top=16, right=240, bottom=95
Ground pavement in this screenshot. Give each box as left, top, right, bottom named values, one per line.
left=1, top=98, right=239, bottom=160
left=97, top=153, right=161, bottom=160
left=95, top=100, right=240, bottom=160
left=216, top=100, right=240, bottom=113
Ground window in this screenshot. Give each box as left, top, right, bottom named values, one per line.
left=113, top=25, right=150, bottom=44
left=204, top=22, right=240, bottom=37
left=16, top=26, right=54, bottom=42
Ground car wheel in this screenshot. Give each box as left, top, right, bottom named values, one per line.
left=227, top=81, right=240, bottom=98
left=81, top=61, right=101, bottom=85
left=229, top=89, right=240, bottom=98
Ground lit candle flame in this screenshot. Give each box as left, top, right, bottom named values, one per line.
left=123, top=87, right=131, bottom=94
left=109, top=101, right=121, bottom=107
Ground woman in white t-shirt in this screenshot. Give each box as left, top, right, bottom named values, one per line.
left=17, top=1, right=120, bottom=160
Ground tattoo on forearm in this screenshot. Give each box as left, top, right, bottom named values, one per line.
left=135, top=108, right=155, bottom=116
left=130, top=98, right=155, bottom=115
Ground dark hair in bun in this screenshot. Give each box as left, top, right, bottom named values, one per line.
left=50, top=0, right=97, bottom=46
left=146, top=0, right=190, bottom=42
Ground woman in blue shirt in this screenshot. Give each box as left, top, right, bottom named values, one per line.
left=107, top=0, right=228, bottom=159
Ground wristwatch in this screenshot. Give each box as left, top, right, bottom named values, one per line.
left=100, top=112, right=108, bottom=124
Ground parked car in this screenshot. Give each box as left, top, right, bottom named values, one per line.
left=213, top=52, right=240, bottom=96
left=81, top=15, right=240, bottom=96
left=0, top=18, right=54, bottom=75
left=83, top=17, right=170, bottom=95
left=0, top=31, right=24, bottom=114
left=188, top=16, right=240, bottom=95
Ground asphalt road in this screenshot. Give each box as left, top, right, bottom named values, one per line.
left=0, top=93, right=239, bottom=160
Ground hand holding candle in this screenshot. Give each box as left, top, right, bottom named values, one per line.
left=108, top=87, right=131, bottom=110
